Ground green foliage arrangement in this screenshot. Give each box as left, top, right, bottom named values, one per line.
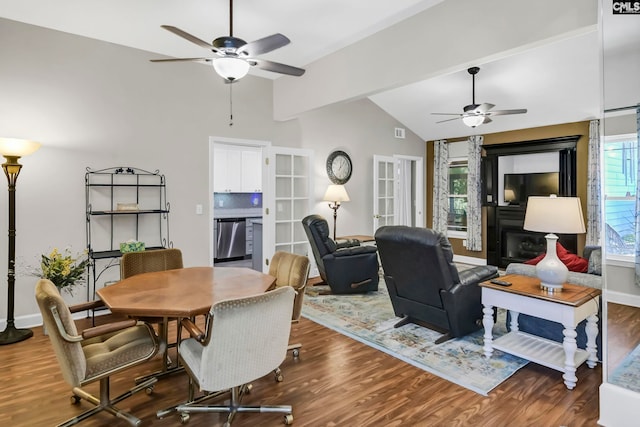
left=40, top=248, right=89, bottom=295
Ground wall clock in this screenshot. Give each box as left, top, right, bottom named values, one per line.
left=326, top=150, right=353, bottom=185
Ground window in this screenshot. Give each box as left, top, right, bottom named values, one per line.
left=603, top=133, right=638, bottom=256
left=448, top=159, right=468, bottom=235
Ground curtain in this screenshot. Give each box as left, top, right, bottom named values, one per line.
left=635, top=105, right=640, bottom=287
left=466, top=135, right=483, bottom=251
left=586, top=119, right=602, bottom=246
left=397, top=158, right=413, bottom=226
left=432, top=139, right=449, bottom=234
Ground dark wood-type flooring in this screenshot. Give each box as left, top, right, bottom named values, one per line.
left=1, top=302, right=638, bottom=426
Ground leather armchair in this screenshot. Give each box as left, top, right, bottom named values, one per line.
left=302, top=214, right=379, bottom=294
left=374, top=226, right=499, bottom=343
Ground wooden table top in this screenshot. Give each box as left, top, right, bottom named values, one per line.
left=480, top=273, right=601, bottom=307
left=97, top=266, right=276, bottom=318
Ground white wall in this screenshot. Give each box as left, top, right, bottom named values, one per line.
left=0, top=18, right=425, bottom=325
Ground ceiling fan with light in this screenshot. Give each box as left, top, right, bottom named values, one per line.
left=150, top=0, right=305, bottom=82
left=432, top=67, right=527, bottom=128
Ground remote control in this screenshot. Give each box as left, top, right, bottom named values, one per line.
left=490, top=279, right=512, bottom=286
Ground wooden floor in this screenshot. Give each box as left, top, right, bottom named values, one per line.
left=1, top=303, right=638, bottom=426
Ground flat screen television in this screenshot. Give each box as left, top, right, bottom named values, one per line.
left=503, top=172, right=559, bottom=205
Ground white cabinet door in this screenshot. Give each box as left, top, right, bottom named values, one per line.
left=241, top=150, right=262, bottom=192
left=213, top=147, right=242, bottom=192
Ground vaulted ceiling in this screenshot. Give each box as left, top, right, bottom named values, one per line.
left=1, top=0, right=635, bottom=141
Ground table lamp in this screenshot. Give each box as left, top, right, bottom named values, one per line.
left=0, top=137, right=41, bottom=345
left=523, top=195, right=586, bottom=292
left=323, top=184, right=350, bottom=241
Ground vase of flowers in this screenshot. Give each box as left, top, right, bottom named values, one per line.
left=40, top=248, right=89, bottom=296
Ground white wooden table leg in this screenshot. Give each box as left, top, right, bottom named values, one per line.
left=509, top=310, right=519, bottom=332
left=483, top=305, right=494, bottom=358
left=562, top=326, right=578, bottom=389
left=585, top=313, right=599, bottom=368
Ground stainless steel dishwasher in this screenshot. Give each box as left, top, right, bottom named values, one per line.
left=215, top=218, right=246, bottom=261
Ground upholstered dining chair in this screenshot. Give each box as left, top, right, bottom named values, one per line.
left=268, top=251, right=310, bottom=358
left=158, top=286, right=295, bottom=426
left=120, top=248, right=184, bottom=366
left=35, top=279, right=162, bottom=427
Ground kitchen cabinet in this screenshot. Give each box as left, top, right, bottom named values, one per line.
left=213, top=145, right=262, bottom=193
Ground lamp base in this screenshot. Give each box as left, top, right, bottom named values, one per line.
left=535, top=233, right=568, bottom=293
left=0, top=324, right=33, bottom=345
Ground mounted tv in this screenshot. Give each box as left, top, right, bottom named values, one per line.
left=504, top=172, right=559, bottom=205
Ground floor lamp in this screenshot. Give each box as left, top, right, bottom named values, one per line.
left=323, top=184, right=350, bottom=241
left=0, top=138, right=41, bottom=345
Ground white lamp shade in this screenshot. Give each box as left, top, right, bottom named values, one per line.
left=523, top=195, right=586, bottom=234
left=323, top=184, right=350, bottom=202
left=462, top=115, right=484, bottom=128
left=504, top=188, right=516, bottom=202
left=212, top=57, right=250, bottom=81
left=0, top=138, right=41, bottom=157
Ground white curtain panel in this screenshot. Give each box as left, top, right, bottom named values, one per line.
left=397, top=158, right=413, bottom=226
left=586, top=119, right=602, bottom=246
left=466, top=135, right=483, bottom=251
left=432, top=139, right=449, bottom=234
left=634, top=105, right=640, bottom=287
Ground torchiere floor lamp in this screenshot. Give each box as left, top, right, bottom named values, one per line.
left=0, top=138, right=41, bottom=345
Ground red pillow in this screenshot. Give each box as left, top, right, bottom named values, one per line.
left=524, top=242, right=588, bottom=273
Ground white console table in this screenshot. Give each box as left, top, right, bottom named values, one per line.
left=481, top=274, right=600, bottom=390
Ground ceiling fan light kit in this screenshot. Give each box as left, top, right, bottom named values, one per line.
left=432, top=66, right=527, bottom=128
left=212, top=57, right=250, bottom=81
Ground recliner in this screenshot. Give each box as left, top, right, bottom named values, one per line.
left=302, top=214, right=379, bottom=294
left=375, top=226, right=499, bottom=343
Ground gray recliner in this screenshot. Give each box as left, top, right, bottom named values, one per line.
left=302, top=214, right=379, bottom=294
left=375, top=225, right=499, bottom=343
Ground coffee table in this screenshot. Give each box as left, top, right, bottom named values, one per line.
left=480, top=273, right=600, bottom=390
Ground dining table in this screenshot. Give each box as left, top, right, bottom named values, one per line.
left=97, top=266, right=277, bottom=380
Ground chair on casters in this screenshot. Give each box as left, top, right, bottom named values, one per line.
left=268, top=251, right=310, bottom=358
left=35, top=279, right=162, bottom=427
left=301, top=214, right=379, bottom=294
left=157, top=286, right=296, bottom=426
left=120, top=248, right=184, bottom=375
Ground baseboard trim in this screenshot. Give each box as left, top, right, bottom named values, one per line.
left=453, top=255, right=486, bottom=266
left=605, top=290, right=640, bottom=308
left=1, top=308, right=112, bottom=330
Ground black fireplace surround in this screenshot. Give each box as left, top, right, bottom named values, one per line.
left=482, top=136, right=580, bottom=268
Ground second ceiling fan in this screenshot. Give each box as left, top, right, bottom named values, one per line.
left=432, top=67, right=527, bottom=128
left=150, top=0, right=305, bottom=82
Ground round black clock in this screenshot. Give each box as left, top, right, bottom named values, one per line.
left=326, top=150, right=353, bottom=185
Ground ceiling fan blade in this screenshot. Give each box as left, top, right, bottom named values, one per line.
left=237, top=33, right=290, bottom=57
left=252, top=59, right=305, bottom=76
left=431, top=112, right=463, bottom=116
left=150, top=57, right=212, bottom=63
left=482, top=116, right=493, bottom=124
left=475, top=103, right=495, bottom=113
left=161, top=25, right=216, bottom=50
left=435, top=117, right=462, bottom=124
left=488, top=108, right=527, bottom=116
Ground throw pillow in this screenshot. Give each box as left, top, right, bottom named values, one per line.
left=524, top=242, right=589, bottom=273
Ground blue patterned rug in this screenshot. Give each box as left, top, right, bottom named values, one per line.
left=610, top=343, right=640, bottom=393
left=302, top=282, right=528, bottom=396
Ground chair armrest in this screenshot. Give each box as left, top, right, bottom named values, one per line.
left=181, top=318, right=205, bottom=342
left=336, top=239, right=360, bottom=249
left=458, top=265, right=499, bottom=286
left=333, top=245, right=378, bottom=257
left=69, top=299, right=105, bottom=313
left=81, top=318, right=138, bottom=339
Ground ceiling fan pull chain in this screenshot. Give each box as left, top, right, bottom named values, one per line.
left=229, top=83, right=233, bottom=127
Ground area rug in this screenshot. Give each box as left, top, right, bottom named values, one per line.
left=302, top=281, right=528, bottom=396
left=609, top=343, right=640, bottom=393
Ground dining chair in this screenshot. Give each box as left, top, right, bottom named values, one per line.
left=120, top=248, right=184, bottom=370
left=268, top=251, right=310, bottom=358
left=35, top=279, right=162, bottom=427
left=157, top=286, right=296, bottom=426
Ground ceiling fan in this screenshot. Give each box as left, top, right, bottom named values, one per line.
left=150, top=0, right=305, bottom=82
left=432, top=67, right=527, bottom=128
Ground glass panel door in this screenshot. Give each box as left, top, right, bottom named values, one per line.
left=373, top=155, right=396, bottom=232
